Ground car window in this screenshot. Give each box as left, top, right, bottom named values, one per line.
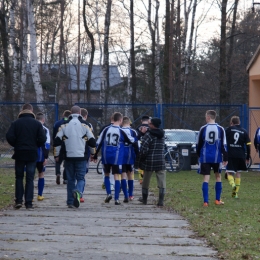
left=165, top=131, right=196, bottom=143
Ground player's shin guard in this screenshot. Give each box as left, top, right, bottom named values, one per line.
left=215, top=182, right=222, bottom=201
left=121, top=179, right=128, bottom=198
left=202, top=182, right=209, bottom=203
left=38, top=178, right=44, bottom=196
left=104, top=176, right=111, bottom=195
left=235, top=178, right=240, bottom=194
left=227, top=174, right=235, bottom=188
left=128, top=180, right=134, bottom=197
left=114, top=180, right=121, bottom=200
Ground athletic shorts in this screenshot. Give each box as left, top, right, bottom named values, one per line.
left=36, top=162, right=45, bottom=173
left=226, top=157, right=247, bottom=173
left=122, top=164, right=134, bottom=173
left=103, top=164, right=122, bottom=175
left=199, top=163, right=222, bottom=175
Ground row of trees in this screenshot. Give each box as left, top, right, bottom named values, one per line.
left=0, top=0, right=259, bottom=108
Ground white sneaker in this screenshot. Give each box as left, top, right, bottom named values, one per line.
left=110, top=185, right=115, bottom=191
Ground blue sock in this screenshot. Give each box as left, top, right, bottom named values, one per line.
left=38, top=178, right=44, bottom=196
left=202, top=182, right=209, bottom=203
left=81, top=178, right=86, bottom=198
left=104, top=176, right=111, bottom=195
left=215, top=182, right=222, bottom=201
left=115, top=180, right=121, bottom=200
left=121, top=179, right=128, bottom=198
left=128, top=180, right=134, bottom=197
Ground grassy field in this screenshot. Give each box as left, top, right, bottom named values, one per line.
left=0, top=168, right=15, bottom=209
left=149, top=170, right=260, bottom=260
left=1, top=167, right=260, bottom=259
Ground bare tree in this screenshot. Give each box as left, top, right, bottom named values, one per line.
left=102, top=0, right=112, bottom=104
left=27, top=0, right=44, bottom=102
left=83, top=0, right=95, bottom=103
left=0, top=0, right=13, bottom=102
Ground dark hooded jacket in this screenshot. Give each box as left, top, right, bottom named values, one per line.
left=6, top=109, right=47, bottom=161
left=138, top=128, right=165, bottom=171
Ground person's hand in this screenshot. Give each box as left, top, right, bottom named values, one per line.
left=43, top=159, right=48, bottom=166
left=55, top=156, right=59, bottom=162
left=90, top=154, right=97, bottom=163
left=222, top=161, right=228, bottom=167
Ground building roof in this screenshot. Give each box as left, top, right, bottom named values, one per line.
left=64, top=65, right=122, bottom=91
left=41, top=64, right=122, bottom=91
left=246, top=45, right=260, bottom=72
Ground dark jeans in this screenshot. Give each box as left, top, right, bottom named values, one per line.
left=15, top=160, right=37, bottom=207
left=55, top=160, right=67, bottom=180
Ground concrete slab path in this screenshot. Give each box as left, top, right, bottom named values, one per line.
left=0, top=164, right=219, bottom=260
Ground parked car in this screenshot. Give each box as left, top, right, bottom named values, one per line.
left=164, top=129, right=198, bottom=165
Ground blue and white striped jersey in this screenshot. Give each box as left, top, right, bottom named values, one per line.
left=121, top=127, right=138, bottom=165
left=37, top=125, right=50, bottom=162
left=196, top=123, right=228, bottom=163
left=97, top=125, right=132, bottom=165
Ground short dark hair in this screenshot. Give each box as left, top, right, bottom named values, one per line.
left=231, top=116, right=240, bottom=125
left=22, top=103, right=33, bottom=111
left=150, top=117, right=161, bottom=128
left=62, top=110, right=71, bottom=118
left=141, top=115, right=150, bottom=121
left=81, top=108, right=88, bottom=118
left=36, top=112, right=45, bottom=121
left=206, top=110, right=217, bottom=120
left=113, top=112, right=123, bottom=122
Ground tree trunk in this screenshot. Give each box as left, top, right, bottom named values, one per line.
left=20, top=0, right=28, bottom=102
left=154, top=0, right=162, bottom=104
left=226, top=0, right=239, bottom=104
left=83, top=0, right=95, bottom=103
left=183, top=0, right=197, bottom=105
left=219, top=0, right=228, bottom=103
left=130, top=0, right=138, bottom=120
left=102, top=0, right=112, bottom=104
left=163, top=0, right=170, bottom=103
left=27, top=0, right=43, bottom=102
left=0, top=0, right=13, bottom=102
left=10, top=0, right=19, bottom=100
left=147, top=0, right=156, bottom=103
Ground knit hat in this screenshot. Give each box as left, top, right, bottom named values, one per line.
left=150, top=117, right=161, bottom=128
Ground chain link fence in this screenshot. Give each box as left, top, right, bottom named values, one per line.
left=1, top=102, right=258, bottom=168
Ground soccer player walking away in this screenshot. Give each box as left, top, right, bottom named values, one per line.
left=36, top=112, right=50, bottom=201
left=254, top=126, right=260, bottom=158
left=121, top=116, right=139, bottom=201
left=79, top=108, right=94, bottom=203
left=196, top=110, right=228, bottom=207
left=53, top=110, right=71, bottom=185
left=94, top=112, right=137, bottom=205
left=225, top=116, right=251, bottom=199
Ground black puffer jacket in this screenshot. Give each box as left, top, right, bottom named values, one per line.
left=6, top=110, right=47, bottom=161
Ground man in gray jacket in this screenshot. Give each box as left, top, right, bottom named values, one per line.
left=53, top=106, right=96, bottom=208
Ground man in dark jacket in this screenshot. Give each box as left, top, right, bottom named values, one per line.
left=138, top=117, right=166, bottom=206
left=6, top=103, right=47, bottom=210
